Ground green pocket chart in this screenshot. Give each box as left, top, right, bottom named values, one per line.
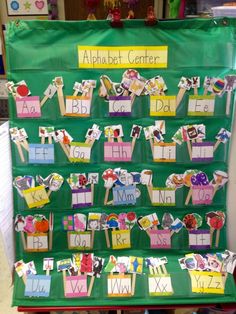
left=6, top=18, right=236, bottom=307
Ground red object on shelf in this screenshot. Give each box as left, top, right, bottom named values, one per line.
left=145, top=6, right=157, bottom=26
left=110, top=7, right=123, bottom=28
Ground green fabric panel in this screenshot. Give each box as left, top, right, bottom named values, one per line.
left=6, top=18, right=236, bottom=307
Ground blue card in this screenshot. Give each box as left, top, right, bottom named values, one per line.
left=24, top=275, right=51, bottom=297
left=113, top=185, right=136, bottom=205
left=29, top=144, right=54, bottom=164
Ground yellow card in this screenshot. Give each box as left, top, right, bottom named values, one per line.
left=78, top=46, right=168, bottom=69
left=129, top=256, right=143, bottom=274
left=107, top=274, right=132, bottom=297
left=23, top=186, right=50, bottom=208
left=112, top=230, right=131, bottom=249
left=150, top=95, right=176, bottom=116
left=189, top=271, right=225, bottom=294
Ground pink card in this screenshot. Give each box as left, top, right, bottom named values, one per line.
left=192, top=185, right=214, bottom=205
left=65, top=275, right=88, bottom=298
left=149, top=229, right=171, bottom=249
left=16, top=96, right=41, bottom=118
left=104, top=142, right=132, bottom=162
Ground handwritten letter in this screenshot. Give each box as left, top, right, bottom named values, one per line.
left=189, top=230, right=211, bottom=250
left=29, top=144, right=54, bottom=164
left=109, top=96, right=132, bottom=116
left=111, top=230, right=131, bottom=249
left=149, top=230, right=171, bottom=249
left=190, top=271, right=225, bottom=294
left=150, top=96, right=176, bottom=117
left=192, top=185, right=214, bottom=205
left=148, top=274, right=173, bottom=296
left=25, top=275, right=51, bottom=297
left=69, top=142, right=91, bottom=163
left=107, top=274, right=132, bottom=297
left=104, top=142, right=132, bottom=162
left=153, top=142, right=176, bottom=162
left=23, top=186, right=50, bottom=208
left=188, top=95, right=215, bottom=116
left=72, top=188, right=92, bottom=208
left=65, top=96, right=91, bottom=117
left=192, top=142, right=214, bottom=162
left=65, top=275, right=88, bottom=297
left=152, top=188, right=175, bottom=206
left=16, top=96, right=41, bottom=118
left=68, top=231, right=91, bottom=250
left=26, top=233, right=48, bottom=252
left=112, top=185, right=136, bottom=206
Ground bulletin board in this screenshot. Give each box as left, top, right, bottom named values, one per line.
left=6, top=18, right=236, bottom=308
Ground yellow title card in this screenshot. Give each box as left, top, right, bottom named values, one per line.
left=78, top=46, right=168, bottom=69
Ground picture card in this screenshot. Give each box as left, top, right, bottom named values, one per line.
left=14, top=260, right=25, bottom=277
left=129, top=257, right=143, bottom=274
left=23, top=261, right=37, bottom=276
left=188, top=95, right=215, bottom=116
left=149, top=230, right=171, bottom=249
left=16, top=96, right=41, bottom=118
left=43, top=84, right=57, bottom=98
left=104, top=125, right=124, bottom=140
left=69, top=143, right=91, bottom=163
left=39, top=126, right=54, bottom=137
left=65, top=96, right=91, bottom=117
left=189, top=230, right=211, bottom=250
left=111, top=230, right=131, bottom=249
left=86, top=124, right=102, bottom=141
left=130, top=125, right=142, bottom=138
left=7, top=0, right=49, bottom=16
left=62, top=215, right=74, bottom=231
left=107, top=274, right=132, bottom=297
left=138, top=213, right=159, bottom=230
left=57, top=259, right=72, bottom=272
left=189, top=271, right=224, bottom=294
left=155, top=120, right=166, bottom=134
left=23, top=186, right=50, bottom=208
left=150, top=96, right=176, bottom=117
left=152, top=188, right=175, bottom=206
left=25, top=275, right=51, bottom=298
left=148, top=274, right=173, bottom=296
left=53, top=129, right=73, bottom=144
left=129, top=78, right=145, bottom=95
left=74, top=213, right=87, bottom=232
left=192, top=142, right=214, bottom=162
left=72, top=188, right=92, bottom=208
left=87, top=213, right=101, bottom=230
left=88, top=173, right=99, bottom=184
left=222, top=250, right=236, bottom=274
left=26, top=233, right=48, bottom=252
left=192, top=185, right=214, bottom=205
left=113, top=185, right=136, bottom=206
left=10, top=127, right=28, bottom=142
left=29, top=144, right=54, bottom=164
left=104, top=142, right=132, bottom=162
left=65, top=275, right=88, bottom=298
left=43, top=258, right=54, bottom=271
left=68, top=231, right=91, bottom=250
left=109, top=96, right=132, bottom=116
left=153, top=142, right=176, bottom=162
